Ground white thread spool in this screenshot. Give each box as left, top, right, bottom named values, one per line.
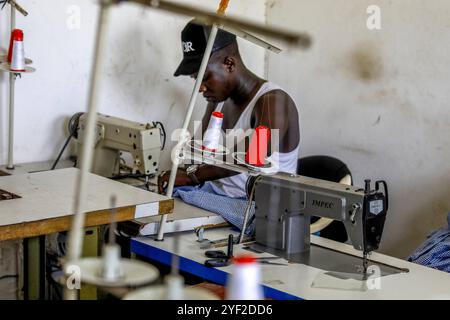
left=101, top=243, right=123, bottom=281
left=10, top=31, right=25, bottom=72
left=165, top=274, right=184, bottom=300
left=202, top=111, right=223, bottom=152
left=226, top=255, right=264, bottom=300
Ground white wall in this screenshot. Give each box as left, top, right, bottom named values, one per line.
left=266, top=0, right=450, bottom=258
left=3, top=0, right=444, bottom=259
left=0, top=0, right=267, bottom=169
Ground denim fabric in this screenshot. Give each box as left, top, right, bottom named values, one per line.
left=173, top=181, right=255, bottom=235
left=408, top=212, right=450, bottom=273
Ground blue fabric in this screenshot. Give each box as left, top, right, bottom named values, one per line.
left=407, top=212, right=450, bottom=273
left=173, top=182, right=255, bottom=235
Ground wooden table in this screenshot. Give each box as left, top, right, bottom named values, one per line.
left=0, top=167, right=173, bottom=299
left=0, top=167, right=173, bottom=241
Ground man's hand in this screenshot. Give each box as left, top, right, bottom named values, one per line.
left=157, top=169, right=191, bottom=195
left=157, top=171, right=170, bottom=194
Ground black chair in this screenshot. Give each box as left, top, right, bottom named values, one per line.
left=297, top=155, right=352, bottom=243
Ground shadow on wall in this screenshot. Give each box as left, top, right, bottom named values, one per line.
left=383, top=175, right=450, bottom=259
left=342, top=42, right=384, bottom=83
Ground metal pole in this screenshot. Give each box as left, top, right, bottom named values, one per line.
left=7, top=5, right=16, bottom=169
left=7, top=74, right=15, bottom=169
left=9, top=0, right=28, bottom=17
left=11, top=2, right=15, bottom=26
left=128, top=0, right=309, bottom=47
left=64, top=0, right=111, bottom=300
left=238, top=177, right=258, bottom=244
left=155, top=25, right=219, bottom=241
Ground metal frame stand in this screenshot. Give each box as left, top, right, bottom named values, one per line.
left=6, top=5, right=16, bottom=169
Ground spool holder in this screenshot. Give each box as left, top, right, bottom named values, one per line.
left=65, top=257, right=159, bottom=288
left=0, top=2, right=35, bottom=170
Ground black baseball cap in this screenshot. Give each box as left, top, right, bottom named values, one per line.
left=174, top=20, right=237, bottom=77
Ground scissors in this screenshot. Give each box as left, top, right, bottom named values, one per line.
left=254, top=257, right=289, bottom=266
left=204, top=234, right=234, bottom=267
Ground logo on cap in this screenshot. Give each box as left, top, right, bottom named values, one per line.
left=182, top=41, right=195, bottom=53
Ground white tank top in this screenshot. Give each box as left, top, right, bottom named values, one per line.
left=209, top=82, right=300, bottom=198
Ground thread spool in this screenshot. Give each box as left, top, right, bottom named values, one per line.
left=225, top=255, right=264, bottom=300
left=245, top=125, right=270, bottom=167
left=6, top=30, right=18, bottom=63
left=202, top=111, right=224, bottom=152
left=10, top=29, right=25, bottom=72
left=101, top=244, right=123, bottom=282
left=165, top=274, right=184, bottom=300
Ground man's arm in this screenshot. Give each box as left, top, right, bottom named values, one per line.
left=191, top=91, right=300, bottom=187
left=252, top=90, right=300, bottom=154
left=158, top=103, right=238, bottom=193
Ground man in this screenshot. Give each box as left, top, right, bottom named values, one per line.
left=158, top=21, right=300, bottom=200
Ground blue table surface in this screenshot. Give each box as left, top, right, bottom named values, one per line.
left=131, top=238, right=302, bottom=300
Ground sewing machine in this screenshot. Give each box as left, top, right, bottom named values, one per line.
left=248, top=173, right=401, bottom=277
left=77, top=113, right=162, bottom=178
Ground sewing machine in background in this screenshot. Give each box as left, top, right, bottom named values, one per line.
left=76, top=113, right=164, bottom=179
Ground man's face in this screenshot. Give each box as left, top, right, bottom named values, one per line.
left=192, top=60, right=233, bottom=103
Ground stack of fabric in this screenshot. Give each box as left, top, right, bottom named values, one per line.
left=408, top=212, right=450, bottom=273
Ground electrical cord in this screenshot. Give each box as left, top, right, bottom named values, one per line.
left=153, top=121, right=166, bottom=150
left=49, top=111, right=87, bottom=297
left=51, top=132, right=75, bottom=170
left=0, top=274, right=18, bottom=281
left=110, top=173, right=155, bottom=181
left=51, top=112, right=84, bottom=170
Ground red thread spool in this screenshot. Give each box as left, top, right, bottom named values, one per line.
left=245, top=125, right=270, bottom=167
left=7, top=29, right=23, bottom=63
left=226, top=254, right=263, bottom=300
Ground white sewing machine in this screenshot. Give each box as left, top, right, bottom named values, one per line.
left=76, top=113, right=163, bottom=178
